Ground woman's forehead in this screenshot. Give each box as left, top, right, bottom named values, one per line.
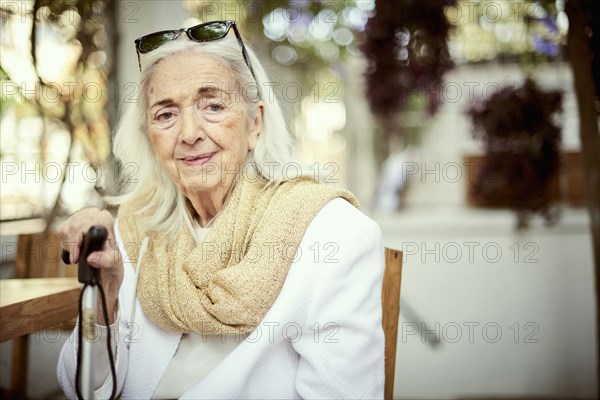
left=147, top=52, right=238, bottom=101
left=153, top=52, right=234, bottom=85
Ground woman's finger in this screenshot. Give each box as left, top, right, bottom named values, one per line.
left=71, top=232, right=83, bottom=264
left=87, top=248, right=121, bottom=271
left=60, top=233, right=82, bottom=265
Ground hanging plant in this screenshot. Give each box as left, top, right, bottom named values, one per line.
left=360, top=0, right=457, bottom=121
left=466, top=77, right=563, bottom=227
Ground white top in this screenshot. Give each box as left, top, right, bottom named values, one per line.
left=58, top=198, right=386, bottom=399
left=153, top=332, right=242, bottom=399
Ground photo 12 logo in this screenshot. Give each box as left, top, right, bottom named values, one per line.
left=401, top=321, right=540, bottom=344
left=401, top=241, right=540, bottom=264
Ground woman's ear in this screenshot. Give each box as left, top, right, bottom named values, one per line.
left=248, top=101, right=264, bottom=151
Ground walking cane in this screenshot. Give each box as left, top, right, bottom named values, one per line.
left=62, top=225, right=111, bottom=400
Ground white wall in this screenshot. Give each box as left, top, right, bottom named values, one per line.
left=373, top=62, right=597, bottom=399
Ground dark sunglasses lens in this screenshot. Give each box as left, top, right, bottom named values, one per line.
left=189, top=22, right=229, bottom=41
left=138, top=32, right=179, bottom=53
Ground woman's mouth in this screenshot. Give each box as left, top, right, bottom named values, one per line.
left=180, top=152, right=216, bottom=166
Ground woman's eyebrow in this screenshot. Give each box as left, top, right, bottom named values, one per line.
left=149, top=87, right=232, bottom=109
left=150, top=98, right=175, bottom=109
left=198, top=86, right=232, bottom=101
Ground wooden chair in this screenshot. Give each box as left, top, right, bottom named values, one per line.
left=383, top=248, right=403, bottom=400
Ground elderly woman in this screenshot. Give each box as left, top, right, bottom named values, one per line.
left=57, top=20, right=384, bottom=399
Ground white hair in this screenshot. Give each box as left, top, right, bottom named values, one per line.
left=105, top=35, right=317, bottom=238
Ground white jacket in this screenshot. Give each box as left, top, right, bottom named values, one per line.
left=57, top=198, right=385, bottom=399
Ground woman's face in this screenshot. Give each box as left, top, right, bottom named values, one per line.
left=146, top=51, right=262, bottom=202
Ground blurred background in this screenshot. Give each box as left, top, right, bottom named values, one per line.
left=0, top=0, right=598, bottom=398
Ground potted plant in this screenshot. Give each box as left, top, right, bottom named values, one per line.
left=466, top=77, right=563, bottom=228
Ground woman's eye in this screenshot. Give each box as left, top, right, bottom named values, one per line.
left=204, top=101, right=225, bottom=113
left=156, top=111, right=174, bottom=121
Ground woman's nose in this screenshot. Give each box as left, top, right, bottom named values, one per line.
left=179, top=106, right=206, bottom=144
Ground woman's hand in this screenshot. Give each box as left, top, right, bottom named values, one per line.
left=57, top=208, right=123, bottom=325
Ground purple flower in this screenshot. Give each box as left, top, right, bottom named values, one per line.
left=532, top=36, right=558, bottom=57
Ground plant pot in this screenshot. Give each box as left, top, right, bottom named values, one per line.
left=464, top=154, right=561, bottom=208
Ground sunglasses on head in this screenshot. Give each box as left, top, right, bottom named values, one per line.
left=134, top=20, right=259, bottom=85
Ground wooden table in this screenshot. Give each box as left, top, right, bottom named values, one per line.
left=0, top=277, right=80, bottom=396
left=1, top=277, right=81, bottom=341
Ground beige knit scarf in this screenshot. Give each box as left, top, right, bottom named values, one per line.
left=117, top=172, right=359, bottom=335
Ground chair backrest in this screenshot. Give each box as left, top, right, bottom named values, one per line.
left=382, top=247, right=403, bottom=400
